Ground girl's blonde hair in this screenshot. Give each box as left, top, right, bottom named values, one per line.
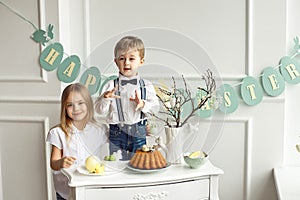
left=59, top=83, right=96, bottom=141
left=114, top=36, right=145, bottom=59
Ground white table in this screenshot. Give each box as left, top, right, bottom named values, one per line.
left=273, top=166, right=300, bottom=200
left=62, top=161, right=223, bottom=200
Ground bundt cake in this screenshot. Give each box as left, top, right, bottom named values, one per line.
left=129, top=149, right=167, bottom=170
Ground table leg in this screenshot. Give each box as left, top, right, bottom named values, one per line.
left=209, top=175, right=220, bottom=200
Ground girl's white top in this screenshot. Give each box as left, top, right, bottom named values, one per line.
left=46, top=122, right=108, bottom=199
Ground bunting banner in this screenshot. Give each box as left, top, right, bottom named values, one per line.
left=1, top=0, right=300, bottom=117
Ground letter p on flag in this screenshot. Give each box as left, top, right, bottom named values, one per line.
left=79, top=66, right=101, bottom=95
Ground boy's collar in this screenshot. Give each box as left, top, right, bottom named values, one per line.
left=118, top=73, right=140, bottom=80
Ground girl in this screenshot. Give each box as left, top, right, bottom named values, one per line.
left=47, top=83, right=108, bottom=200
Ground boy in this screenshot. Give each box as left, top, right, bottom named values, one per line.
left=95, top=36, right=159, bottom=160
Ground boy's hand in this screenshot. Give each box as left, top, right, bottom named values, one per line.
left=130, top=90, right=145, bottom=111
left=103, top=86, right=120, bottom=99
left=61, top=156, right=76, bottom=168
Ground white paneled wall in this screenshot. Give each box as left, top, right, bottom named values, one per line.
left=284, top=0, right=300, bottom=166
left=62, top=1, right=285, bottom=200
left=0, top=117, right=49, bottom=199
left=0, top=0, right=61, bottom=199
left=1, top=0, right=298, bottom=199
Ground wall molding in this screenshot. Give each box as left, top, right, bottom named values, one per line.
left=0, top=116, right=53, bottom=200
left=83, top=0, right=91, bottom=61
left=211, top=117, right=252, bottom=200
left=224, top=117, right=252, bottom=200
left=0, top=0, right=47, bottom=83
left=0, top=75, right=46, bottom=83
left=0, top=96, right=60, bottom=103
left=0, top=152, right=2, bottom=200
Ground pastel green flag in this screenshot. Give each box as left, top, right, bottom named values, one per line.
left=241, top=76, right=263, bottom=106
left=218, top=84, right=239, bottom=114
left=57, top=55, right=81, bottom=83
left=79, top=67, right=101, bottom=95
left=262, top=67, right=285, bottom=96
left=39, top=42, right=64, bottom=71
left=280, top=56, right=300, bottom=84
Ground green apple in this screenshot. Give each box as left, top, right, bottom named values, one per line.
left=104, top=155, right=110, bottom=161
left=109, top=154, right=116, bottom=161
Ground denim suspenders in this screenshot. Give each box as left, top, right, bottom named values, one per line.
left=114, top=78, right=147, bottom=125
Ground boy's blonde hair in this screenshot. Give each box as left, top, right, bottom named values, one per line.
left=59, top=83, right=95, bottom=141
left=114, top=36, right=145, bottom=59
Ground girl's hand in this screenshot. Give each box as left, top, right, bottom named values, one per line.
left=130, top=90, right=145, bottom=111
left=50, top=145, right=76, bottom=170
left=61, top=156, right=76, bottom=168
left=103, top=86, right=120, bottom=99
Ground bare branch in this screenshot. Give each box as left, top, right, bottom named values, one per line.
left=150, top=69, right=216, bottom=127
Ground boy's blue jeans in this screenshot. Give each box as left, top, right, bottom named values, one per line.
left=56, top=192, right=65, bottom=200
left=109, top=123, right=146, bottom=160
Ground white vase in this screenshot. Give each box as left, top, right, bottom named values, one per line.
left=164, top=126, right=184, bottom=164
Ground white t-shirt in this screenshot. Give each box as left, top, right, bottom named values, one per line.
left=46, top=122, right=108, bottom=199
